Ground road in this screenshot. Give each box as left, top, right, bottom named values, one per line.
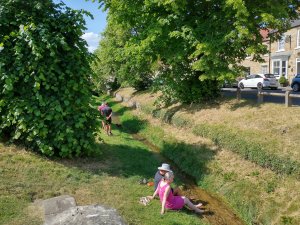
left=221, top=87, right=300, bottom=106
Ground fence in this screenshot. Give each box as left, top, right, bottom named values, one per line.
left=235, top=87, right=300, bottom=107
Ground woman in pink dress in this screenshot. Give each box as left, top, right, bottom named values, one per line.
left=148, top=171, right=203, bottom=215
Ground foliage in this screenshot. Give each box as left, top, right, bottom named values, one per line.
left=94, top=0, right=300, bottom=103
left=91, top=16, right=153, bottom=92
left=153, top=67, right=221, bottom=104
left=0, top=0, right=99, bottom=157
left=279, top=76, right=288, bottom=85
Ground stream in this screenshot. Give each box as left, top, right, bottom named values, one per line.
left=113, top=114, right=245, bottom=225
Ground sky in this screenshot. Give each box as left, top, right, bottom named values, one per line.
left=54, top=0, right=107, bottom=52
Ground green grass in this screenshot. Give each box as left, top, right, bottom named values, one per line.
left=0, top=96, right=207, bottom=225
left=112, top=91, right=300, bottom=225
left=132, top=96, right=300, bottom=178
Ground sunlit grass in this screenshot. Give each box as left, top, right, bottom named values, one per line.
left=115, top=88, right=300, bottom=225
left=0, top=97, right=207, bottom=225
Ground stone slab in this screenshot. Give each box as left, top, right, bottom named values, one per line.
left=42, top=195, right=126, bottom=225
left=44, top=205, right=126, bottom=225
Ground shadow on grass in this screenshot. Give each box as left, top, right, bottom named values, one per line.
left=57, top=142, right=159, bottom=180
left=149, top=96, right=263, bottom=125
left=103, top=101, right=217, bottom=186
left=152, top=105, right=183, bottom=124
left=57, top=138, right=216, bottom=190
left=126, top=88, right=264, bottom=115
left=227, top=98, right=261, bottom=111
left=118, top=118, right=148, bottom=134
left=159, top=142, right=217, bottom=186
left=56, top=100, right=218, bottom=186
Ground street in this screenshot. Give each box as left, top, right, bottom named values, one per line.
left=221, top=87, right=300, bottom=106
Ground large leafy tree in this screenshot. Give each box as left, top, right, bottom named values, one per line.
left=95, top=0, right=300, bottom=103
left=0, top=0, right=99, bottom=157
left=92, top=13, right=154, bottom=92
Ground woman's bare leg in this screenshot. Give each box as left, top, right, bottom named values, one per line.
left=182, top=197, right=204, bottom=213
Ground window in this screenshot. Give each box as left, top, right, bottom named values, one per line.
left=261, top=65, right=268, bottom=74
left=273, top=60, right=280, bottom=75
left=278, top=35, right=285, bottom=51
left=281, top=61, right=286, bottom=77
left=272, top=60, right=287, bottom=78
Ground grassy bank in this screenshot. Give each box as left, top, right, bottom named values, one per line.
left=0, top=97, right=207, bottom=225
left=115, top=87, right=300, bottom=225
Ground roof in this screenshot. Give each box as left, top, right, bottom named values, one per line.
left=259, top=29, right=269, bottom=40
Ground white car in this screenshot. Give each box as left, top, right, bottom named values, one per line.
left=238, top=74, right=279, bottom=90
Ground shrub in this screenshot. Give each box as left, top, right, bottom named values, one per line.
left=279, top=76, right=288, bottom=85
left=0, top=1, right=99, bottom=157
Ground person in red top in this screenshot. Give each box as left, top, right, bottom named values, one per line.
left=101, top=104, right=113, bottom=136
left=97, top=102, right=107, bottom=130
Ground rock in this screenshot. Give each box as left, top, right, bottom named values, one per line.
left=42, top=195, right=126, bottom=225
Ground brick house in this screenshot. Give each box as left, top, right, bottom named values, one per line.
left=241, top=20, right=300, bottom=84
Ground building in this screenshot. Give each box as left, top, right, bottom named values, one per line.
left=241, top=20, right=300, bottom=83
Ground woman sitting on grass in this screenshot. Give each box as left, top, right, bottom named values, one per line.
left=147, top=171, right=203, bottom=215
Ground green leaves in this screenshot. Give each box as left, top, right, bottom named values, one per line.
left=0, top=0, right=99, bottom=157
left=94, top=0, right=300, bottom=103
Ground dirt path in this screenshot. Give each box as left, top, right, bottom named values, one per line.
left=113, top=114, right=245, bottom=225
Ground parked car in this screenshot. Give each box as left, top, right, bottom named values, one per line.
left=274, top=74, right=280, bottom=80
left=291, top=74, right=300, bottom=92
left=238, top=74, right=279, bottom=89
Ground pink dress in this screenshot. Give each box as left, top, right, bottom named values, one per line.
left=158, top=181, right=185, bottom=210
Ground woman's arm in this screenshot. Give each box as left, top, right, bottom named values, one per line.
left=147, top=186, right=158, bottom=200
left=161, top=186, right=170, bottom=215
